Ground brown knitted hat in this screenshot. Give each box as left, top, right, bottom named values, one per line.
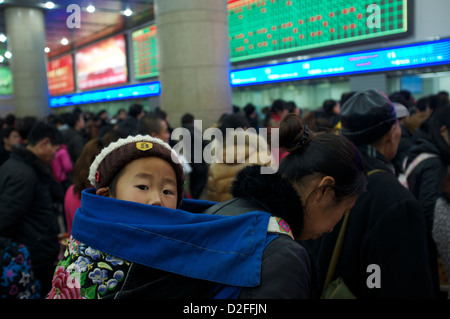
left=88, top=135, right=185, bottom=207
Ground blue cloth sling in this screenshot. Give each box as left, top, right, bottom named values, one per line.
left=71, top=189, right=274, bottom=290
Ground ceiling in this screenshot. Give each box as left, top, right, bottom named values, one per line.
left=0, top=0, right=155, bottom=58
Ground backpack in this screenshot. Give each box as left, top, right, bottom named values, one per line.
left=398, top=153, right=438, bottom=189
left=0, top=237, right=41, bottom=299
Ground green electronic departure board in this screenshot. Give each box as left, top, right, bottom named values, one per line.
left=132, top=25, right=159, bottom=80
left=131, top=0, right=408, bottom=79
left=228, top=0, right=408, bottom=62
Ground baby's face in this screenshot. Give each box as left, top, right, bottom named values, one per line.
left=114, top=157, right=178, bottom=209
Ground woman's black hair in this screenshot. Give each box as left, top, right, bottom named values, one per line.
left=278, top=114, right=367, bottom=200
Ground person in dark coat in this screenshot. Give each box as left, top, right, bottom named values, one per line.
left=0, top=126, right=22, bottom=166
left=391, top=102, right=412, bottom=176
left=0, top=122, right=63, bottom=296
left=204, top=114, right=367, bottom=298
left=61, top=111, right=87, bottom=165
left=117, top=103, right=145, bottom=136
left=180, top=113, right=208, bottom=199
left=403, top=105, right=450, bottom=233
left=301, top=89, right=440, bottom=299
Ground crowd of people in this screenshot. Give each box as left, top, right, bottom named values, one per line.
left=0, top=87, right=449, bottom=299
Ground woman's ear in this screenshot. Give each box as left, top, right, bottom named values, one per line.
left=96, top=187, right=110, bottom=197
left=318, top=176, right=335, bottom=188
left=307, top=176, right=335, bottom=204
left=317, top=176, right=336, bottom=198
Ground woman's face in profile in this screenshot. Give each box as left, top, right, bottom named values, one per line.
left=299, top=194, right=358, bottom=240
left=292, top=176, right=358, bottom=240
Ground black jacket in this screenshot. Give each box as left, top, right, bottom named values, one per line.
left=204, top=165, right=311, bottom=298
left=405, top=137, right=448, bottom=233
left=301, top=146, right=439, bottom=299
left=0, top=147, right=60, bottom=268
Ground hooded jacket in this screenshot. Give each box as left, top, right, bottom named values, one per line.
left=47, top=177, right=308, bottom=299
left=207, top=129, right=272, bottom=202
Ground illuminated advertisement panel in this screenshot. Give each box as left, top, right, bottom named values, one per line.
left=47, top=54, right=75, bottom=96
left=132, top=25, right=159, bottom=80
left=230, top=38, right=450, bottom=86
left=0, top=66, right=12, bottom=95
left=228, top=0, right=408, bottom=62
left=76, top=34, right=128, bottom=90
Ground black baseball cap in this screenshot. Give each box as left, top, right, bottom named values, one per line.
left=340, top=89, right=398, bottom=145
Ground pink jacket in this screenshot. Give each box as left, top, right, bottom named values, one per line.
left=64, top=185, right=81, bottom=235
left=51, top=145, right=73, bottom=183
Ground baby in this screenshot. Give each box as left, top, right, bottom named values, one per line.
left=88, top=135, right=185, bottom=209
left=47, top=135, right=294, bottom=300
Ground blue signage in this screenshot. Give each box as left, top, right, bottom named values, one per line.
left=49, top=38, right=450, bottom=107
left=49, top=81, right=161, bottom=107
left=230, top=38, right=450, bottom=86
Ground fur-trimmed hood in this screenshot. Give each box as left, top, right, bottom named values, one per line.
left=230, top=165, right=304, bottom=237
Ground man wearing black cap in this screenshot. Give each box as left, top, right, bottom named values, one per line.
left=302, top=89, right=439, bottom=298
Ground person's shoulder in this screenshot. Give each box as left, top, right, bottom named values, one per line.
left=364, top=169, right=420, bottom=207
left=264, top=234, right=306, bottom=258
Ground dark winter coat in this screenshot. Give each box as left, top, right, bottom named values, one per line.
left=301, top=145, right=439, bottom=299
left=204, top=165, right=310, bottom=298
left=405, top=137, right=448, bottom=233
left=0, top=147, right=60, bottom=269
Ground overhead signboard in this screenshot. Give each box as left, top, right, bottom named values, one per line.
left=230, top=38, right=450, bottom=86
left=49, top=81, right=161, bottom=108
left=228, top=0, right=408, bottom=62
left=75, top=34, right=128, bottom=90
left=132, top=25, right=159, bottom=80
left=52, top=38, right=447, bottom=106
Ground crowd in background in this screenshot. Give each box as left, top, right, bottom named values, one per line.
left=0, top=88, right=449, bottom=299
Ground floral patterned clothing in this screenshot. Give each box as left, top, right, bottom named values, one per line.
left=1, top=238, right=41, bottom=299
left=47, top=236, right=130, bottom=299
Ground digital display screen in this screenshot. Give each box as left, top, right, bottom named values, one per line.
left=47, top=54, right=75, bottom=96
left=132, top=25, right=159, bottom=80
left=228, top=0, right=408, bottom=62
left=0, top=66, right=12, bottom=95
left=75, top=34, right=128, bottom=90
left=49, top=81, right=160, bottom=108
left=52, top=38, right=449, bottom=106
left=230, top=38, right=450, bottom=86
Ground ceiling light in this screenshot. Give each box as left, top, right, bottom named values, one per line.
left=0, top=34, right=6, bottom=43
left=4, top=51, right=12, bottom=59
left=86, top=5, right=95, bottom=13
left=44, top=47, right=50, bottom=53
left=45, top=1, right=55, bottom=9
left=0, top=56, right=4, bottom=63
left=123, top=8, right=133, bottom=16
left=61, top=37, right=69, bottom=45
